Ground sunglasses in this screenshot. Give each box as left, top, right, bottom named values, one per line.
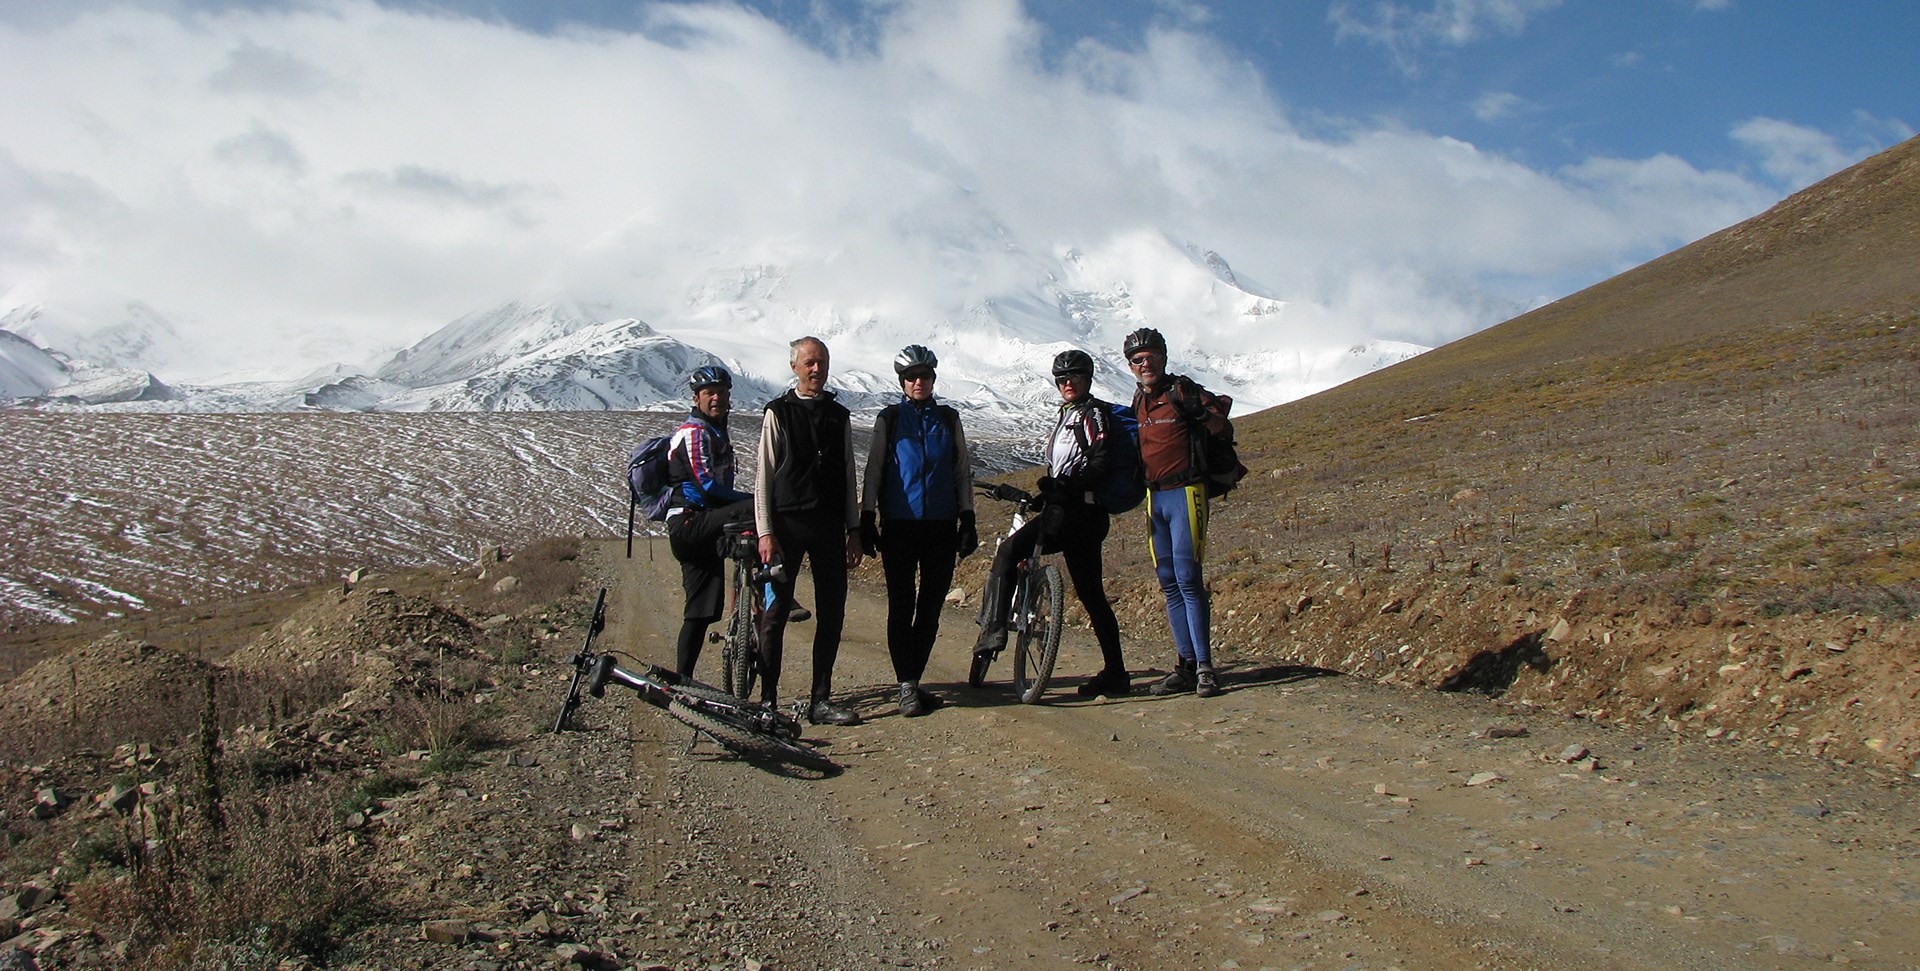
left=1055, top=373, right=1088, bottom=385
left=902, top=369, right=935, bottom=382
left=1127, top=354, right=1157, bottom=366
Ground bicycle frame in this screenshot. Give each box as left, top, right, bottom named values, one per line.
left=715, top=521, right=772, bottom=699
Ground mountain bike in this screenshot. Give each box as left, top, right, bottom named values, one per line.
left=707, top=520, right=811, bottom=700
left=971, top=483, right=1064, bottom=704
left=555, top=587, right=836, bottom=773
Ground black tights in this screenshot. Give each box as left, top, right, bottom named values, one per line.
left=878, top=518, right=960, bottom=683
left=985, top=502, right=1126, bottom=675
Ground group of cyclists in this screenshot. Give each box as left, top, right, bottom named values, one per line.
left=659, top=327, right=1234, bottom=725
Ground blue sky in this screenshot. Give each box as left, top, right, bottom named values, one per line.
left=382, top=0, right=1914, bottom=181
left=0, top=0, right=1913, bottom=378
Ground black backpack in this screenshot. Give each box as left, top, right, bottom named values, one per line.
left=1070, top=401, right=1147, bottom=514
left=1169, top=379, right=1248, bottom=499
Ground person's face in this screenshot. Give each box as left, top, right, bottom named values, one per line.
left=900, top=367, right=936, bottom=402
left=1056, top=372, right=1090, bottom=404
left=1127, top=349, right=1167, bottom=385
left=791, top=341, right=830, bottom=395
left=693, top=385, right=729, bottom=421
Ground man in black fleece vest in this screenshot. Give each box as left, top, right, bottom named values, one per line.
left=754, top=336, right=865, bottom=725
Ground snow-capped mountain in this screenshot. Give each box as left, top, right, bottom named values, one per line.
left=2, top=231, right=1425, bottom=420
left=0, top=327, right=177, bottom=405
left=375, top=312, right=782, bottom=412
left=0, top=330, right=68, bottom=399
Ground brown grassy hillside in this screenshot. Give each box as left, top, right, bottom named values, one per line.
left=1081, top=136, right=1920, bottom=771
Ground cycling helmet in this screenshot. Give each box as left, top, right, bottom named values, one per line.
left=1122, top=327, right=1167, bottom=358
left=1051, top=349, right=1094, bottom=378
left=688, top=364, right=732, bottom=392
left=893, top=344, right=939, bottom=376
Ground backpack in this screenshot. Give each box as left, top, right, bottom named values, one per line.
left=1073, top=400, right=1147, bottom=515
left=1169, top=379, right=1248, bottom=499
left=626, top=435, right=676, bottom=522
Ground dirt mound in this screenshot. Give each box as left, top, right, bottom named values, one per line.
left=0, top=632, right=215, bottom=762
left=229, top=583, right=480, bottom=667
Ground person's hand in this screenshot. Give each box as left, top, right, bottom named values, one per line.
left=858, top=511, right=880, bottom=558
left=1036, top=475, right=1058, bottom=498
left=956, top=511, right=978, bottom=558
left=845, top=529, right=864, bottom=569
left=757, top=534, right=780, bottom=566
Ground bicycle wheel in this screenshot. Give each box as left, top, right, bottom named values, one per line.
left=666, top=699, right=837, bottom=772
left=724, top=565, right=758, bottom=700
left=669, top=684, right=803, bottom=739
left=968, top=650, right=993, bottom=688
left=1012, top=564, right=1064, bottom=704
left=968, top=585, right=995, bottom=687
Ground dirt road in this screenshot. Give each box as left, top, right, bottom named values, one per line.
left=596, top=539, right=1920, bottom=970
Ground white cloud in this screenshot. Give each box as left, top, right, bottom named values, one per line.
left=1330, top=0, right=1562, bottom=73
left=0, top=0, right=1789, bottom=376
left=1730, top=117, right=1861, bottom=190
left=1472, top=90, right=1524, bottom=122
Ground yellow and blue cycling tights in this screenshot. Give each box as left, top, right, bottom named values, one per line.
left=1148, top=484, right=1211, bottom=667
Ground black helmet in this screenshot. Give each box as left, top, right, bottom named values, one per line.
left=1051, top=349, right=1094, bottom=378
left=1122, top=327, right=1167, bottom=358
left=893, top=344, right=938, bottom=376
left=688, top=365, right=732, bottom=392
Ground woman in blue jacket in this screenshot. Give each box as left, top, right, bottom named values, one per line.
left=859, top=345, right=978, bottom=716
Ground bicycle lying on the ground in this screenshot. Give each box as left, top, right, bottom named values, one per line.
left=971, top=483, right=1064, bottom=704
left=555, top=587, right=837, bottom=772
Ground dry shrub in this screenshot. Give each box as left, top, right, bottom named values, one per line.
left=0, top=645, right=350, bottom=764
left=486, top=535, right=584, bottom=613
left=67, top=779, right=373, bottom=969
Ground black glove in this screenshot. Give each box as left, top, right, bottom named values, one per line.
left=1171, top=381, right=1208, bottom=421
left=858, top=511, right=880, bottom=558
left=956, top=511, right=978, bottom=559
left=1036, top=475, right=1058, bottom=498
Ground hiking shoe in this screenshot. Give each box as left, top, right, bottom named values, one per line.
left=974, top=622, right=1007, bottom=657
left=788, top=604, right=813, bottom=623
left=1077, top=669, right=1131, bottom=697
left=914, top=685, right=946, bottom=711
left=898, top=682, right=926, bottom=717
left=1195, top=665, right=1222, bottom=698
left=807, top=698, right=862, bottom=726
left=1149, top=659, right=1196, bottom=696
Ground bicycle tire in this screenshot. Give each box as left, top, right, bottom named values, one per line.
left=968, top=650, right=993, bottom=688
left=969, top=577, right=998, bottom=687
left=724, top=565, right=759, bottom=700
left=666, top=699, right=837, bottom=772
left=669, top=683, right=803, bottom=739
left=1012, top=564, right=1064, bottom=704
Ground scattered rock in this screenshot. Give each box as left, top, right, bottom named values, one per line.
left=421, top=919, right=471, bottom=945
left=1466, top=772, right=1502, bottom=787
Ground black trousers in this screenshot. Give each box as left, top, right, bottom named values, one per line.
left=986, top=500, right=1126, bottom=675
left=666, top=499, right=753, bottom=678
left=757, top=511, right=850, bottom=703
left=878, top=517, right=960, bottom=683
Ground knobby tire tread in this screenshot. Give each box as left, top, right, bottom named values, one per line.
left=725, top=565, right=758, bottom=700
left=1013, top=564, right=1065, bottom=704
left=666, top=699, right=836, bottom=772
